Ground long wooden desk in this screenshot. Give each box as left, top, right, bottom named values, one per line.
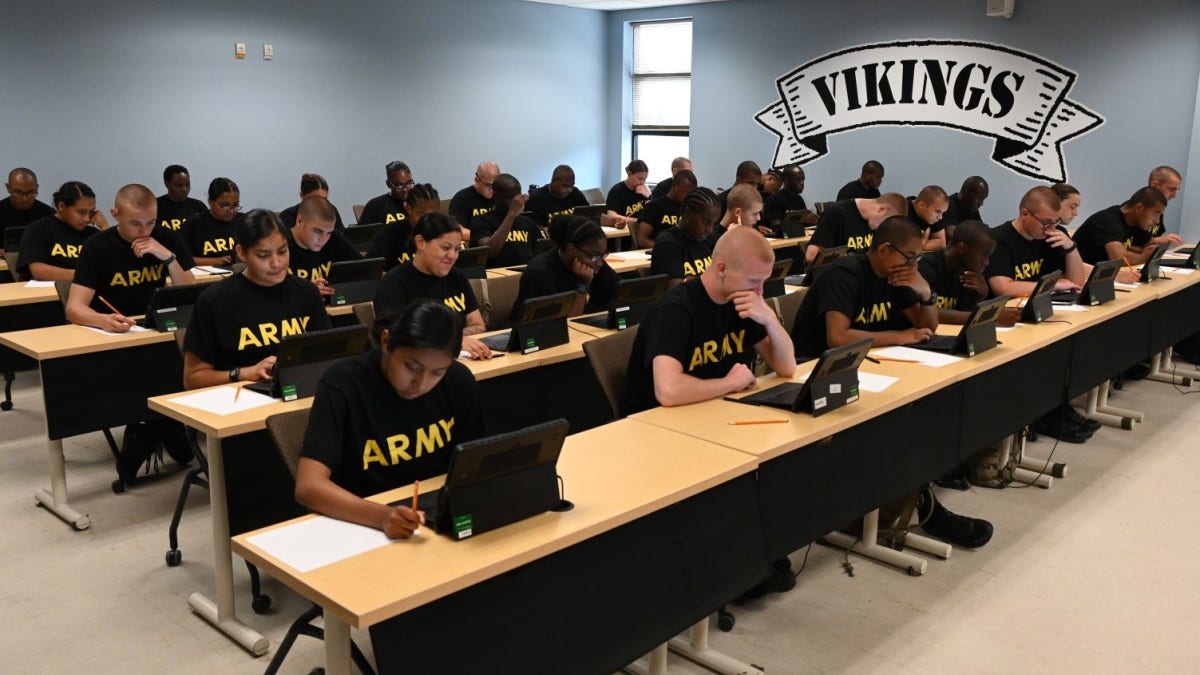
left=604, top=237, right=806, bottom=276
left=233, top=419, right=765, bottom=675
left=0, top=282, right=67, bottom=410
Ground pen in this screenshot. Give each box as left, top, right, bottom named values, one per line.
left=864, top=355, right=881, bottom=364
left=728, top=419, right=788, bottom=425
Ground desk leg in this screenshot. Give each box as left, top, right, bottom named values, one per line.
left=33, top=438, right=91, bottom=530
left=1093, top=380, right=1144, bottom=423
left=1004, top=433, right=1054, bottom=489
left=623, top=644, right=668, bottom=675
left=824, top=510, right=929, bottom=576
left=323, top=614, right=351, bottom=675
left=1147, top=349, right=1199, bottom=386
left=187, top=434, right=269, bottom=656
left=668, top=619, right=765, bottom=675
left=1080, top=386, right=1135, bottom=430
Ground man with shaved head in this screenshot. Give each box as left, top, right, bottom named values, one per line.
left=66, top=184, right=195, bottom=333
left=449, top=161, right=500, bottom=230
left=650, top=156, right=693, bottom=200
left=943, top=176, right=990, bottom=236
left=1144, top=165, right=1184, bottom=247
left=986, top=186, right=1087, bottom=299
left=907, top=185, right=950, bottom=251
left=836, top=160, right=884, bottom=200
left=1, top=167, right=55, bottom=254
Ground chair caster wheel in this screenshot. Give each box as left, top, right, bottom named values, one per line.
left=717, top=611, right=735, bottom=632
left=166, top=549, right=182, bottom=566
left=1, top=401, right=12, bottom=411
left=111, top=479, right=126, bottom=494
left=252, top=594, right=272, bottom=614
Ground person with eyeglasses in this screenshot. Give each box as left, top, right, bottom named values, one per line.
left=449, top=161, right=500, bottom=232
left=806, top=192, right=908, bottom=264
left=179, top=177, right=244, bottom=267
left=286, top=195, right=362, bottom=298
left=17, top=180, right=110, bottom=281
left=358, top=161, right=413, bottom=226
left=1, top=167, right=55, bottom=254
left=280, top=173, right=346, bottom=231
left=511, top=215, right=619, bottom=320
left=985, top=186, right=1086, bottom=300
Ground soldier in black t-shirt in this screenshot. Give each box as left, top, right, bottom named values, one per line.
left=295, top=300, right=485, bottom=539
left=374, top=212, right=493, bottom=360
left=527, top=165, right=590, bottom=231
left=835, top=160, right=884, bottom=201
left=367, top=183, right=442, bottom=272
left=761, top=168, right=782, bottom=197
left=1146, top=165, right=1184, bottom=246
left=156, top=165, right=208, bottom=231
left=652, top=189, right=719, bottom=284
left=917, top=220, right=1019, bottom=326
left=280, top=173, right=346, bottom=231
left=2, top=167, right=55, bottom=254
left=907, top=185, right=950, bottom=251
left=605, top=159, right=651, bottom=230
left=287, top=195, right=362, bottom=298
left=943, top=176, right=989, bottom=240
left=515, top=215, right=619, bottom=320
left=763, top=165, right=817, bottom=233
left=708, top=184, right=764, bottom=245
left=791, top=217, right=937, bottom=359
left=806, top=192, right=907, bottom=264
left=18, top=181, right=108, bottom=281
left=183, top=210, right=332, bottom=389
left=449, top=161, right=499, bottom=236
left=359, top=160, right=413, bottom=226
left=649, top=156, right=692, bottom=201
left=67, top=184, right=196, bottom=331
left=636, top=169, right=697, bottom=249
left=716, top=161, right=763, bottom=220
left=180, top=177, right=244, bottom=267
left=1072, top=187, right=1168, bottom=267
left=470, top=174, right=543, bottom=268
left=626, top=226, right=795, bottom=413
left=985, top=186, right=1087, bottom=299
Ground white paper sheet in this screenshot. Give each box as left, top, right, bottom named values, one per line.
left=192, top=265, right=233, bottom=275
left=793, top=368, right=898, bottom=393
left=24, top=280, right=56, bottom=288
left=1051, top=304, right=1089, bottom=313
left=601, top=226, right=627, bottom=236
left=871, top=345, right=962, bottom=367
left=1113, top=281, right=1140, bottom=290
left=81, top=324, right=150, bottom=336
left=996, top=324, right=1022, bottom=332
left=610, top=251, right=652, bottom=261
left=166, top=386, right=277, bottom=416
left=1169, top=267, right=1196, bottom=275
left=245, top=516, right=394, bottom=573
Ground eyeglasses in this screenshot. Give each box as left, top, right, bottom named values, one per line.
left=474, top=174, right=494, bottom=189
left=9, top=189, right=38, bottom=198
left=388, top=180, right=415, bottom=190
left=1025, top=210, right=1061, bottom=228
left=577, top=247, right=609, bottom=264
left=217, top=202, right=242, bottom=213
left=888, top=242, right=922, bottom=265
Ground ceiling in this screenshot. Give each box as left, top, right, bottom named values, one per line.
left=521, top=0, right=729, bottom=11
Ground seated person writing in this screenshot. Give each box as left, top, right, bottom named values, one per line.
left=805, top=192, right=907, bottom=265
left=373, top=213, right=493, bottom=359
left=917, top=220, right=1018, bottom=327
left=635, top=169, right=697, bottom=250
left=183, top=210, right=332, bottom=389
left=512, top=215, right=619, bottom=320
left=66, top=184, right=196, bottom=332
left=295, top=300, right=485, bottom=539
left=18, top=181, right=109, bottom=281
left=286, top=195, right=362, bottom=299
left=762, top=164, right=817, bottom=235
left=650, top=188, right=719, bottom=286
left=605, top=159, right=651, bottom=231
left=470, top=174, right=543, bottom=268
left=367, top=183, right=441, bottom=272
left=1071, top=187, right=1168, bottom=267
left=179, top=177, right=244, bottom=267
left=526, top=164, right=589, bottom=230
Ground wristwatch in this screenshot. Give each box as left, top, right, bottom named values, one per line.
left=162, top=254, right=176, bottom=267
left=575, top=282, right=590, bottom=295
left=921, top=292, right=938, bottom=307
left=1062, top=243, right=1078, bottom=254
left=228, top=366, right=240, bottom=382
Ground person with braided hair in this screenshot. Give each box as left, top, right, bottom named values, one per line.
left=367, top=182, right=442, bottom=271
left=511, top=214, right=619, bottom=320
left=650, top=187, right=719, bottom=286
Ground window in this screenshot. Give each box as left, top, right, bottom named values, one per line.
left=631, top=19, right=691, bottom=183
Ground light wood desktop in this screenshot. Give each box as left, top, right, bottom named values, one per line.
left=0, top=281, right=58, bottom=308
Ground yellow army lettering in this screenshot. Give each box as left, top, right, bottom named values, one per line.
left=847, top=234, right=873, bottom=250
left=549, top=207, right=575, bottom=222
left=854, top=301, right=891, bottom=325
left=397, top=252, right=413, bottom=264
left=1013, top=259, right=1043, bottom=281
left=201, top=237, right=235, bottom=255
left=237, top=315, right=312, bottom=350
left=361, top=418, right=457, bottom=469
left=682, top=256, right=713, bottom=278
left=161, top=219, right=184, bottom=231
left=443, top=293, right=467, bottom=312
left=624, top=201, right=645, bottom=217
left=935, top=296, right=958, bottom=310
left=472, top=207, right=491, bottom=217
left=109, top=264, right=165, bottom=287
left=293, top=261, right=333, bottom=280
left=385, top=212, right=408, bottom=224
left=661, top=214, right=680, bottom=227
left=507, top=230, right=530, bottom=243
left=687, top=329, right=747, bottom=371
left=50, top=243, right=83, bottom=259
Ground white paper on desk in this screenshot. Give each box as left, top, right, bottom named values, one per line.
left=872, top=345, right=962, bottom=367
left=610, top=251, right=652, bottom=260
left=794, top=366, right=898, bottom=392
left=167, top=386, right=276, bottom=416
left=1163, top=252, right=1189, bottom=260
left=24, top=280, right=56, bottom=288
left=81, top=324, right=150, bottom=336
left=996, top=324, right=1022, bottom=332
left=192, top=265, right=233, bottom=275
left=1113, top=281, right=1140, bottom=290
left=1170, top=267, right=1196, bottom=275
left=246, top=516, right=393, bottom=573
left=601, top=226, right=625, bottom=235
left=1051, top=304, right=1089, bottom=313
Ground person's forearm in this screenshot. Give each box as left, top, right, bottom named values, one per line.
left=804, top=244, right=821, bottom=264
left=759, top=325, right=796, bottom=377
left=938, top=308, right=973, bottom=325
left=830, top=326, right=909, bottom=348
left=654, top=371, right=742, bottom=407
left=1063, top=252, right=1087, bottom=286
left=990, top=277, right=1035, bottom=298
left=914, top=304, right=939, bottom=330
left=184, top=367, right=235, bottom=390
left=66, top=304, right=116, bottom=329
left=168, top=263, right=195, bottom=286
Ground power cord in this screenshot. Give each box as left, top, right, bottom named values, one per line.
left=792, top=543, right=813, bottom=579
left=1170, top=357, right=1200, bottom=396
left=1005, top=425, right=1061, bottom=489
left=840, top=538, right=859, bottom=577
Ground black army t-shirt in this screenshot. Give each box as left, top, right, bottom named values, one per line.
left=365, top=220, right=416, bottom=271
left=279, top=202, right=346, bottom=231
left=606, top=181, right=647, bottom=220
left=763, top=188, right=808, bottom=228
left=985, top=221, right=1067, bottom=283
left=156, top=196, right=207, bottom=231
left=791, top=253, right=920, bottom=359
left=358, top=193, right=407, bottom=226
left=943, top=193, right=981, bottom=227
left=373, top=260, right=479, bottom=325
left=448, top=187, right=493, bottom=230
left=917, top=248, right=974, bottom=313
left=907, top=197, right=947, bottom=236
left=836, top=180, right=880, bottom=201
left=1, top=198, right=54, bottom=243
left=287, top=230, right=362, bottom=281
left=810, top=199, right=874, bottom=252
left=626, top=278, right=767, bottom=413
left=72, top=226, right=196, bottom=316
left=651, top=227, right=714, bottom=280
left=184, top=273, right=332, bottom=369
left=469, top=211, right=543, bottom=268
left=17, top=215, right=97, bottom=276
left=527, top=187, right=589, bottom=230
left=179, top=211, right=241, bottom=260
left=637, top=196, right=683, bottom=244
left=649, top=176, right=674, bottom=201
left=1071, top=205, right=1140, bottom=265
left=513, top=248, right=619, bottom=319
left=300, top=350, right=485, bottom=498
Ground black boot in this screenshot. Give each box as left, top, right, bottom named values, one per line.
left=917, top=491, right=994, bottom=549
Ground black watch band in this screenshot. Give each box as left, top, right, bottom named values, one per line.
left=921, top=292, right=937, bottom=307
left=1062, top=243, right=1078, bottom=254
left=228, top=366, right=240, bottom=382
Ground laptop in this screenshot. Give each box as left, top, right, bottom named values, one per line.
left=798, top=245, right=849, bottom=287
left=390, top=418, right=571, bottom=540
left=572, top=204, right=606, bottom=219
left=779, top=210, right=815, bottom=238
left=141, top=283, right=208, bottom=331
left=909, top=295, right=1009, bottom=356
left=1140, top=242, right=1170, bottom=281
left=1051, top=258, right=1122, bottom=305
left=1020, top=270, right=1062, bottom=324
left=729, top=337, right=873, bottom=417
left=3, top=225, right=24, bottom=252
left=762, top=259, right=794, bottom=298
left=325, top=257, right=386, bottom=306
left=478, top=291, right=576, bottom=353
left=454, top=246, right=490, bottom=279
left=1160, top=245, right=1200, bottom=269
left=245, top=324, right=370, bottom=401
left=343, top=222, right=384, bottom=254
left=571, top=274, right=669, bottom=331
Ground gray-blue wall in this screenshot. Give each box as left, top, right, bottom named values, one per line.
left=605, top=0, right=1200, bottom=233
left=0, top=0, right=607, bottom=215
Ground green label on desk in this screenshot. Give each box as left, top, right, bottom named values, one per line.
left=967, top=343, right=975, bottom=357
left=334, top=294, right=346, bottom=306
left=163, top=318, right=177, bottom=332
left=617, top=316, right=627, bottom=330
left=282, top=384, right=298, bottom=401
left=454, top=514, right=474, bottom=539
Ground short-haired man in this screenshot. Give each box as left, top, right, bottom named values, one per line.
left=907, top=185, right=950, bottom=251
left=287, top=196, right=363, bottom=299
left=1, top=167, right=54, bottom=254
left=449, top=161, right=500, bottom=230
left=359, top=161, right=412, bottom=225
left=470, top=174, right=543, bottom=268
left=649, top=156, right=693, bottom=200
left=805, top=192, right=908, bottom=264
left=1145, top=165, right=1184, bottom=246
left=636, top=169, right=697, bottom=249
left=527, top=164, right=589, bottom=230
left=66, top=184, right=196, bottom=333
left=716, top=160, right=764, bottom=220
left=762, top=164, right=818, bottom=234
left=943, top=176, right=989, bottom=230
left=986, top=186, right=1087, bottom=299
left=1072, top=187, right=1168, bottom=266
left=836, top=160, right=884, bottom=201
left=709, top=184, right=764, bottom=243
left=918, top=220, right=1018, bottom=326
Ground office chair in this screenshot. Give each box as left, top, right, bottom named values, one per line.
left=4, top=251, right=20, bottom=282
left=772, top=288, right=806, bottom=334
left=581, top=326, right=639, bottom=420
left=351, top=303, right=377, bottom=348
left=582, top=187, right=605, bottom=205
left=262, top=409, right=377, bottom=675
left=480, top=273, right=521, bottom=331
